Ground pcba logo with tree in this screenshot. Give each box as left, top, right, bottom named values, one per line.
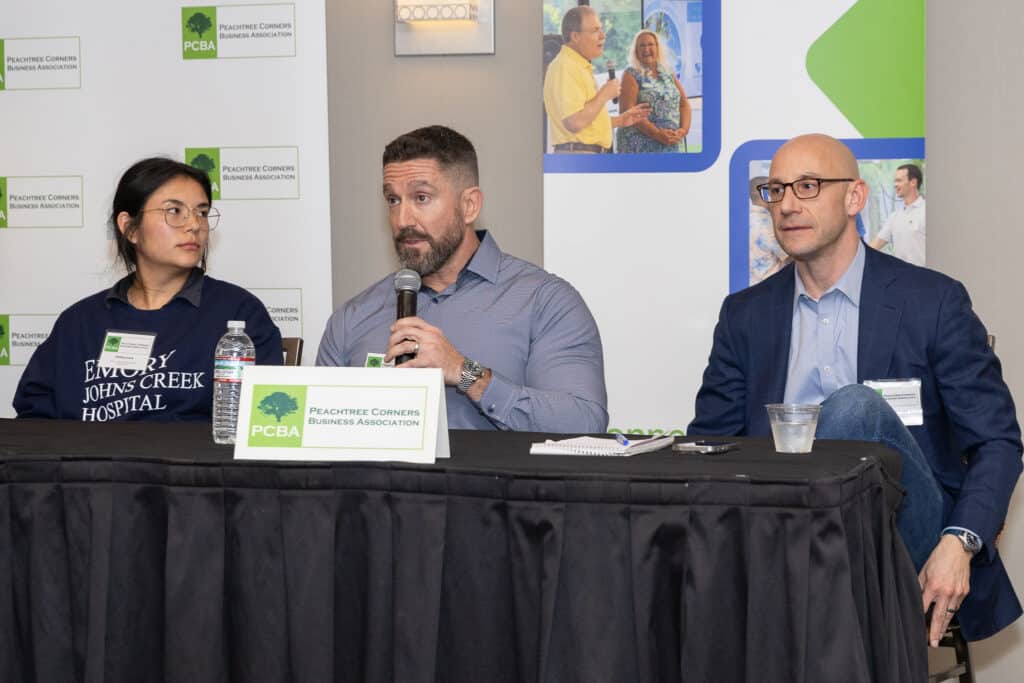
left=0, top=177, right=7, bottom=228
left=182, top=7, right=218, bottom=59
left=185, top=148, right=221, bottom=198
left=0, top=316, right=9, bottom=365
left=258, top=391, right=299, bottom=422
left=248, top=385, right=306, bottom=447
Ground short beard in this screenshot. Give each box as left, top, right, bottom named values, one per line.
left=394, top=209, right=466, bottom=277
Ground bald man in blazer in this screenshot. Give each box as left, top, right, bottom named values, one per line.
left=689, top=134, right=1022, bottom=643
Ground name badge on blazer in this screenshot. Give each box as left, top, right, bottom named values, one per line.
left=863, top=378, right=923, bottom=426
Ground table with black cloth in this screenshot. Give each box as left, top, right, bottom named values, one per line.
left=0, top=419, right=927, bottom=683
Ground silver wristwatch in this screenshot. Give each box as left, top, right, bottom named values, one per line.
left=944, top=528, right=982, bottom=554
left=457, top=357, right=485, bottom=393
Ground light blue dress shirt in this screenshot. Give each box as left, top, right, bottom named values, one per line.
left=316, top=231, right=608, bottom=432
left=782, top=242, right=982, bottom=546
left=783, top=242, right=866, bottom=405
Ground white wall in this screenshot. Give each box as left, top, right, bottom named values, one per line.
left=928, top=2, right=1024, bottom=679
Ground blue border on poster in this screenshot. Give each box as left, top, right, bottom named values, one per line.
left=543, top=0, right=720, bottom=174
left=728, top=137, right=926, bottom=293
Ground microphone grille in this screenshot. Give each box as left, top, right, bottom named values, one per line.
left=394, top=268, right=421, bottom=292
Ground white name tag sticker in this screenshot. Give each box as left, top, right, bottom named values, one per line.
left=97, top=331, right=156, bottom=371
left=863, top=378, right=923, bottom=426
left=233, top=366, right=449, bottom=463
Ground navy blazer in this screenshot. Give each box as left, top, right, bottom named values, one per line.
left=689, top=246, right=1023, bottom=640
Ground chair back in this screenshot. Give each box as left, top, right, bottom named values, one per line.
left=282, top=337, right=304, bottom=366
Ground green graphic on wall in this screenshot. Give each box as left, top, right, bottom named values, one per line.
left=0, top=40, right=6, bottom=91
left=0, top=315, right=10, bottom=365
left=248, top=384, right=306, bottom=447
left=182, top=7, right=218, bottom=60
left=807, top=0, right=924, bottom=138
left=185, top=147, right=221, bottom=199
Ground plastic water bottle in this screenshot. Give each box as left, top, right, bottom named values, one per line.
left=212, top=320, right=256, bottom=444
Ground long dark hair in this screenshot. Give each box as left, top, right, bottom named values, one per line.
left=110, top=157, right=213, bottom=273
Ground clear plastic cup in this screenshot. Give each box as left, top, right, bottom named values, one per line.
left=765, top=404, right=821, bottom=453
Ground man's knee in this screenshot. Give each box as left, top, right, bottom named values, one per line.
left=818, top=384, right=902, bottom=439
left=826, top=384, right=891, bottom=417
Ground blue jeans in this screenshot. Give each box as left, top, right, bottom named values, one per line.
left=816, top=384, right=944, bottom=570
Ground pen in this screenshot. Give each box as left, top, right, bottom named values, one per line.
left=615, top=433, right=630, bottom=446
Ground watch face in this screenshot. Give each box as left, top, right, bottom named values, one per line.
left=948, top=529, right=982, bottom=553
left=458, top=358, right=484, bottom=392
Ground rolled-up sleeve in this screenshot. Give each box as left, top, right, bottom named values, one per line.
left=474, top=279, right=607, bottom=433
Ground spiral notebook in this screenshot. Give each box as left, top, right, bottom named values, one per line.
left=529, top=435, right=674, bottom=456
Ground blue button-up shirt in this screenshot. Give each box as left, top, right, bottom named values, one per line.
left=316, top=231, right=608, bottom=432
left=784, top=242, right=865, bottom=405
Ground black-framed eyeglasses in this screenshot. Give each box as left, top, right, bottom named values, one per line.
left=140, top=205, right=220, bottom=230
left=755, top=177, right=854, bottom=203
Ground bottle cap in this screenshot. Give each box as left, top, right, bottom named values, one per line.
left=227, top=320, right=246, bottom=329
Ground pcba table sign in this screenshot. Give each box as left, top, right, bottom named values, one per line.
left=233, top=366, right=449, bottom=463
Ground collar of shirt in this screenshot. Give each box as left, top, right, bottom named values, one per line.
left=793, top=239, right=866, bottom=308
left=104, top=267, right=205, bottom=310
left=463, top=230, right=500, bottom=284
left=905, top=196, right=925, bottom=211
left=560, top=44, right=594, bottom=73
left=426, top=230, right=499, bottom=302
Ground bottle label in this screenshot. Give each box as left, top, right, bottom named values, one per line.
left=214, top=356, right=255, bottom=382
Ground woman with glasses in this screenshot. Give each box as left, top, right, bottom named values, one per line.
left=616, top=30, right=691, bottom=154
left=14, top=157, right=282, bottom=421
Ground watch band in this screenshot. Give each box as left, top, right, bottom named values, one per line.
left=943, top=527, right=982, bottom=554
left=457, top=358, right=484, bottom=394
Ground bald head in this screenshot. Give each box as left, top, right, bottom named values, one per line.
left=764, top=134, right=868, bottom=282
left=770, top=134, right=860, bottom=181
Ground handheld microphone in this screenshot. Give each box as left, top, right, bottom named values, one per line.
left=606, top=60, right=618, bottom=104
left=394, top=268, right=421, bottom=364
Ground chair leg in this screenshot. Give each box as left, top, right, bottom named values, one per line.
left=953, top=629, right=974, bottom=683
left=928, top=624, right=974, bottom=683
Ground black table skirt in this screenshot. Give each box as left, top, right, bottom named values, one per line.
left=0, top=419, right=927, bottom=682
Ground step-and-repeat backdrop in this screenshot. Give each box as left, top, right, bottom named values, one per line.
left=1, top=1, right=923, bottom=430
left=542, top=0, right=925, bottom=435
left=0, top=1, right=332, bottom=416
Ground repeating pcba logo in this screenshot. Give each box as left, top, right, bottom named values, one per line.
left=0, top=39, right=6, bottom=91
left=248, top=384, right=306, bottom=447
left=185, top=147, right=221, bottom=199
left=0, top=315, right=9, bottom=365
left=182, top=7, right=218, bottom=59
left=0, top=177, right=7, bottom=228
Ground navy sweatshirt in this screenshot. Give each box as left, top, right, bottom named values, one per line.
left=14, top=270, right=283, bottom=421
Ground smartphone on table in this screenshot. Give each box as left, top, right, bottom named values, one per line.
left=672, top=440, right=737, bottom=454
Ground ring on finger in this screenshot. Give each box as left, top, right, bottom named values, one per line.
left=945, top=607, right=957, bottom=614
left=413, top=341, right=420, bottom=354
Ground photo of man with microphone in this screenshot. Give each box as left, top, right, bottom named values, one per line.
left=316, top=125, right=608, bottom=432
left=542, top=5, right=651, bottom=154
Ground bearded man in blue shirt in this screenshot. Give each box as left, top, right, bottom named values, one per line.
left=689, top=134, right=1022, bottom=646
left=317, top=125, right=608, bottom=433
